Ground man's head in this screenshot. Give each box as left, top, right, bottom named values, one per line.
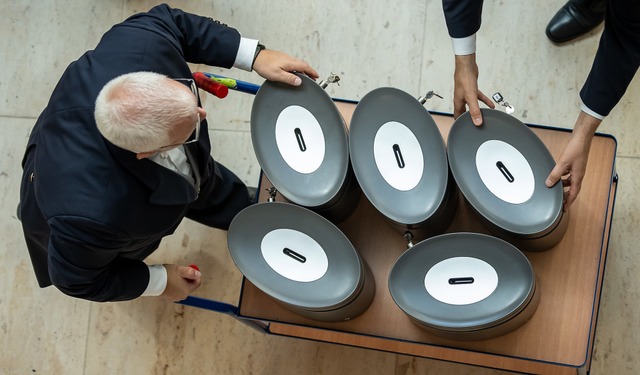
left=95, top=71, right=206, bottom=158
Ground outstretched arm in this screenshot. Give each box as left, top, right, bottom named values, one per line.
left=442, top=0, right=494, bottom=125
left=547, top=0, right=639, bottom=210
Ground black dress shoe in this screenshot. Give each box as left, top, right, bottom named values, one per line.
left=546, top=0, right=606, bottom=43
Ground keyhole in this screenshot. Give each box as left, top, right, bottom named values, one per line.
left=283, top=247, right=306, bottom=263
left=294, top=128, right=306, bottom=152
left=496, top=161, right=514, bottom=183
left=393, top=144, right=405, bottom=169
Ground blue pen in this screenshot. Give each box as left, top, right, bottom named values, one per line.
left=202, top=73, right=260, bottom=95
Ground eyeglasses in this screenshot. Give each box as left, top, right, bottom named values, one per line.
left=156, top=78, right=201, bottom=151
left=174, top=78, right=200, bottom=103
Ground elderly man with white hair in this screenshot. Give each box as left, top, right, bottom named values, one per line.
left=19, top=4, right=318, bottom=303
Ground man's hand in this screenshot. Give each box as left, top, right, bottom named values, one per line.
left=545, top=111, right=602, bottom=211
left=252, top=49, right=319, bottom=86
left=454, top=54, right=495, bottom=126
left=160, top=264, right=202, bottom=302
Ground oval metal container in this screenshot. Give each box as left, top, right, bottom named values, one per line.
left=227, top=201, right=375, bottom=322
left=349, top=87, right=457, bottom=239
left=447, top=109, right=568, bottom=251
left=250, top=73, right=360, bottom=223
left=388, top=232, right=539, bottom=340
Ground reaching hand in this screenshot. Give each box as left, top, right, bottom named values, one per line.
left=545, top=111, right=602, bottom=211
left=454, top=54, right=495, bottom=126
left=160, top=264, right=202, bottom=302
left=252, top=49, right=319, bottom=86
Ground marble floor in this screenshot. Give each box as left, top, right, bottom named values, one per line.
left=1, top=0, right=638, bottom=374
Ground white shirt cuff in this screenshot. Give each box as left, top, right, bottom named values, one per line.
left=141, top=264, right=167, bottom=297
left=451, top=34, right=477, bottom=56
left=580, top=101, right=605, bottom=120
left=233, top=37, right=259, bottom=72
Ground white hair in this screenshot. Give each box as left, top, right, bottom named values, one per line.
left=95, top=71, right=197, bottom=152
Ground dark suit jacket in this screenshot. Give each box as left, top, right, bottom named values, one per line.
left=442, top=0, right=640, bottom=117
left=20, top=4, right=248, bottom=302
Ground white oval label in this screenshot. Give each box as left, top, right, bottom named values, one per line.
left=275, top=105, right=325, bottom=174
left=424, top=257, right=498, bottom=305
left=260, top=228, right=328, bottom=282
left=373, top=121, right=424, bottom=191
left=475, top=140, right=535, bottom=204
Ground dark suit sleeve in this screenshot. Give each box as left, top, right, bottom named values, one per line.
left=580, top=0, right=640, bottom=117
left=442, top=0, right=485, bottom=38
left=47, top=216, right=149, bottom=302
left=124, top=3, right=242, bottom=68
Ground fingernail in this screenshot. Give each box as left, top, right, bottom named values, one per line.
left=293, top=77, right=302, bottom=86
left=545, top=178, right=552, bottom=186
left=473, top=117, right=482, bottom=126
left=194, top=270, right=201, bottom=278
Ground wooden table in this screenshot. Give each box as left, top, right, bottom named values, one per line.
left=237, top=101, right=618, bottom=374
